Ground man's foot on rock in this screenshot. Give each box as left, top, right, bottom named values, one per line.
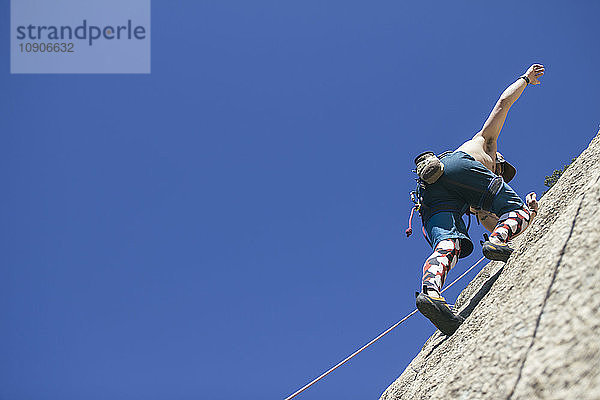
left=415, top=292, right=464, bottom=336
left=482, top=240, right=514, bottom=262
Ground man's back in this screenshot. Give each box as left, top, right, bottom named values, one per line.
left=456, top=136, right=496, bottom=172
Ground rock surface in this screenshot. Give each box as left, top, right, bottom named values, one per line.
left=381, top=131, right=600, bottom=400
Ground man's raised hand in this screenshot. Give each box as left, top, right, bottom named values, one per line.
left=525, top=64, right=545, bottom=85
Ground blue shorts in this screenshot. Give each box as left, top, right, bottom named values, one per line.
left=421, top=151, right=524, bottom=258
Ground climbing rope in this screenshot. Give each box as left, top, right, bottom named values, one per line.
left=284, top=256, right=487, bottom=400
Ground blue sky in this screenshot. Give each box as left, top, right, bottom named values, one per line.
left=2, top=1, right=599, bottom=399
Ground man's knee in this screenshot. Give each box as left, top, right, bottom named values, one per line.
left=436, top=239, right=461, bottom=261
left=424, top=239, right=461, bottom=270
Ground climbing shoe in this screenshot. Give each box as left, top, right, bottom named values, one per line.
left=482, top=240, right=513, bottom=262
left=415, top=292, right=464, bottom=336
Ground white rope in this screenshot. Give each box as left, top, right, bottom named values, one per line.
left=284, top=256, right=487, bottom=400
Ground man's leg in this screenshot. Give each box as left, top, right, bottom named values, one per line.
left=490, top=205, right=532, bottom=244
left=422, top=238, right=461, bottom=297
left=417, top=238, right=464, bottom=336
left=484, top=205, right=533, bottom=261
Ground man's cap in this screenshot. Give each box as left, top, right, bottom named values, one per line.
left=496, top=152, right=516, bottom=183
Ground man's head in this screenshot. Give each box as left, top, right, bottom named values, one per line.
left=495, top=152, right=516, bottom=182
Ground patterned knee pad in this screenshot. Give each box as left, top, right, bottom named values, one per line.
left=490, top=205, right=532, bottom=243
left=422, top=239, right=461, bottom=294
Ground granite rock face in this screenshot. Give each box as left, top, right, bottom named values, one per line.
left=381, top=132, right=600, bottom=400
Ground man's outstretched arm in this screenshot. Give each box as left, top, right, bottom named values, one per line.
left=474, top=64, right=545, bottom=151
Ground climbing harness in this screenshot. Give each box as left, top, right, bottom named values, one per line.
left=284, top=256, right=487, bottom=400
left=406, top=184, right=471, bottom=246
left=407, top=150, right=504, bottom=245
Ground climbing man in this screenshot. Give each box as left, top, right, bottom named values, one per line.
left=413, top=64, right=544, bottom=336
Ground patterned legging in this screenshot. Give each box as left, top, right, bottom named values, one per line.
left=422, top=238, right=461, bottom=295
left=490, top=205, right=532, bottom=243
left=422, top=205, right=532, bottom=295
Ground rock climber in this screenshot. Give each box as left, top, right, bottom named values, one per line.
left=414, top=64, right=544, bottom=336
